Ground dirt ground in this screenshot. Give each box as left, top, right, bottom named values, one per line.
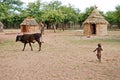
left=0, top=29, right=120, bottom=80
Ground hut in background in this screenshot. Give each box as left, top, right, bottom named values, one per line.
left=82, top=6, right=109, bottom=36
left=20, top=17, right=39, bottom=34
left=0, top=22, right=3, bottom=32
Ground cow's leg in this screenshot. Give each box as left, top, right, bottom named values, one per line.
left=23, top=43, right=27, bottom=51
left=29, top=42, right=33, bottom=51
left=37, top=40, right=41, bottom=51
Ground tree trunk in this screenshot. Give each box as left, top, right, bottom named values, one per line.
left=53, top=24, right=56, bottom=33
left=0, top=23, right=3, bottom=32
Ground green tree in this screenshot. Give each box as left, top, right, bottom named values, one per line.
left=22, top=0, right=43, bottom=22
left=115, top=5, right=120, bottom=28
left=58, top=4, right=80, bottom=30
left=105, top=11, right=116, bottom=24
left=0, top=0, right=23, bottom=28
left=43, top=0, right=64, bottom=32
left=0, top=0, right=23, bottom=18
left=78, top=13, right=84, bottom=27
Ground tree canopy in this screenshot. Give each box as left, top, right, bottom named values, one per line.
left=0, top=0, right=120, bottom=29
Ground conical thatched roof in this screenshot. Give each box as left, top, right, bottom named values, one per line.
left=20, top=17, right=38, bottom=26
left=83, top=7, right=109, bottom=24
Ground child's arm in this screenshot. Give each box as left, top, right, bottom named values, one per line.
left=93, top=48, right=97, bottom=52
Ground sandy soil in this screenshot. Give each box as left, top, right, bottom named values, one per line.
left=0, top=29, right=120, bottom=80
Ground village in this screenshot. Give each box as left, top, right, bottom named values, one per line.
left=0, top=4, right=120, bottom=80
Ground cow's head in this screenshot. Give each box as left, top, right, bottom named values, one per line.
left=16, top=34, right=22, bottom=42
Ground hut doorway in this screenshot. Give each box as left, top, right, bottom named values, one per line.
left=90, top=23, right=96, bottom=34
left=21, top=25, right=28, bottom=32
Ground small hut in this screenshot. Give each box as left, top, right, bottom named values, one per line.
left=20, top=17, right=39, bottom=34
left=0, top=22, right=3, bottom=32
left=82, top=6, right=109, bottom=36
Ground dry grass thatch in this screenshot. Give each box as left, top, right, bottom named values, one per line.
left=20, top=17, right=38, bottom=26
left=83, top=7, right=109, bottom=24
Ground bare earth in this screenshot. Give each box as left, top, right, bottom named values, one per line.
left=0, top=29, right=120, bottom=80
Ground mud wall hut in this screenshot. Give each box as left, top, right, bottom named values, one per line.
left=82, top=6, right=109, bottom=36
left=20, top=17, right=39, bottom=34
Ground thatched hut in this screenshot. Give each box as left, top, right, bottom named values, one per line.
left=82, top=6, right=109, bottom=36
left=0, top=22, right=3, bottom=32
left=20, top=17, right=39, bottom=34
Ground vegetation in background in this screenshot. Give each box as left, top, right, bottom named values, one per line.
left=0, top=0, right=120, bottom=29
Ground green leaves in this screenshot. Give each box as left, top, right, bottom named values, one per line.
left=0, top=0, right=120, bottom=29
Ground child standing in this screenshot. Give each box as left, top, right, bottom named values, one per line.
left=93, top=43, right=103, bottom=62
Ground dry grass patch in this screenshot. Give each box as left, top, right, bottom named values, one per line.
left=0, top=29, right=120, bottom=80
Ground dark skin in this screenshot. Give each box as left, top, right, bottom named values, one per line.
left=93, top=43, right=103, bottom=62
